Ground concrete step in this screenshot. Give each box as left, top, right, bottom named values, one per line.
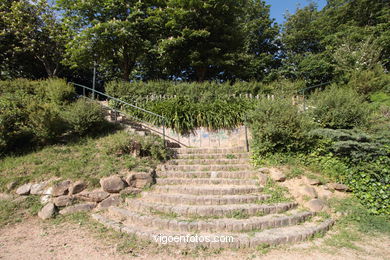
left=174, top=147, right=247, bottom=154
left=92, top=214, right=334, bottom=249
left=158, top=164, right=253, bottom=172
left=142, top=193, right=271, bottom=205
left=127, top=199, right=297, bottom=218
left=155, top=178, right=259, bottom=186
left=153, top=185, right=262, bottom=196
left=156, top=170, right=260, bottom=179
left=175, top=153, right=250, bottom=159
left=109, top=207, right=315, bottom=233
left=167, top=158, right=250, bottom=165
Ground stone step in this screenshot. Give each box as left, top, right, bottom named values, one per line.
left=167, top=158, right=250, bottom=165
left=108, top=207, right=315, bottom=233
left=156, top=171, right=260, bottom=179
left=158, top=164, right=253, bottom=172
left=153, top=185, right=262, bottom=196
left=142, top=193, right=271, bottom=205
left=175, top=153, right=250, bottom=159
left=156, top=178, right=258, bottom=186
left=127, top=199, right=297, bottom=218
left=92, top=214, right=334, bottom=248
left=174, top=147, right=247, bottom=155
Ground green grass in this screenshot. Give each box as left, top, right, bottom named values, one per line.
left=0, top=195, right=42, bottom=228
left=261, top=179, right=292, bottom=204
left=0, top=130, right=161, bottom=192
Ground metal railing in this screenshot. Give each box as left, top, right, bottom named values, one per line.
left=71, top=82, right=167, bottom=147
left=298, top=81, right=332, bottom=111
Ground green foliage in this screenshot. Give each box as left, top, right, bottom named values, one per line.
left=62, top=99, right=105, bottom=136
left=38, top=78, right=75, bottom=104
left=27, top=103, right=67, bottom=143
left=248, top=98, right=315, bottom=155
left=347, top=66, right=390, bottom=95
left=309, top=86, right=371, bottom=129
left=104, top=131, right=171, bottom=161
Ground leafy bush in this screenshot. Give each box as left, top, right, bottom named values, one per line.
left=37, top=78, right=75, bottom=104
left=104, top=131, right=171, bottom=161
left=118, top=97, right=253, bottom=134
left=248, top=98, right=315, bottom=155
left=309, top=86, right=371, bottom=129
left=27, top=103, right=67, bottom=143
left=305, top=128, right=390, bottom=215
left=62, top=99, right=106, bottom=136
left=347, top=66, right=390, bottom=95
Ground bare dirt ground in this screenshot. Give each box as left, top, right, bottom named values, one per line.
left=0, top=218, right=389, bottom=260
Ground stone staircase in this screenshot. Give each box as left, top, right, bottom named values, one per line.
left=92, top=147, right=334, bottom=249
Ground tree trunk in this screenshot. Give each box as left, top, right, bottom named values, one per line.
left=196, top=66, right=207, bottom=82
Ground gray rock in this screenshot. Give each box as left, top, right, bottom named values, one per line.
left=318, top=190, right=333, bottom=200
left=75, top=190, right=110, bottom=203
left=40, top=195, right=51, bottom=205
left=38, top=203, right=56, bottom=220
left=42, top=187, right=53, bottom=196
left=53, top=195, right=74, bottom=207
left=327, top=183, right=350, bottom=192
left=69, top=181, right=87, bottom=195
left=258, top=174, right=268, bottom=185
left=59, top=203, right=96, bottom=215
left=120, top=187, right=142, bottom=196
left=16, top=183, right=32, bottom=195
left=269, top=169, right=286, bottom=182
left=98, top=195, right=122, bottom=209
left=306, top=178, right=322, bottom=186
left=30, top=182, right=48, bottom=195
left=52, top=180, right=71, bottom=197
left=125, top=172, right=153, bottom=189
left=307, top=199, right=327, bottom=212
left=100, top=176, right=125, bottom=193
left=7, top=181, right=17, bottom=191
left=299, top=185, right=318, bottom=199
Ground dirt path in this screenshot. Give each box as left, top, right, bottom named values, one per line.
left=0, top=218, right=389, bottom=260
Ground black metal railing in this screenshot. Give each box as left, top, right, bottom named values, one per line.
left=71, top=82, right=167, bottom=146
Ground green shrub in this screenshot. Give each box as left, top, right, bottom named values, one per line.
left=104, top=131, right=171, bottom=161
left=62, top=99, right=105, bottom=136
left=309, top=86, right=371, bottom=129
left=347, top=66, right=390, bottom=95
left=248, top=98, right=315, bottom=155
left=38, top=78, right=75, bottom=104
left=27, top=103, right=67, bottom=143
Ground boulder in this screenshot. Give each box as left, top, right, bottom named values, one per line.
left=304, top=177, right=322, bottom=186
left=16, top=183, right=32, bottom=195
left=120, top=187, right=142, bottom=196
left=307, top=199, right=327, bottom=212
left=40, top=195, right=51, bottom=205
left=98, top=195, right=122, bottom=209
left=269, top=168, right=286, bottom=182
left=69, top=181, right=87, bottom=195
left=299, top=185, right=318, bottom=199
left=52, top=180, right=71, bottom=197
left=258, top=174, right=268, bottom=185
left=59, top=203, right=96, bottom=215
left=75, top=190, right=110, bottom=203
left=318, top=190, right=333, bottom=200
left=38, top=203, right=56, bottom=220
left=53, top=195, right=74, bottom=207
left=100, top=176, right=125, bottom=193
left=125, top=172, right=153, bottom=189
left=327, top=183, right=350, bottom=192
left=30, top=182, right=48, bottom=195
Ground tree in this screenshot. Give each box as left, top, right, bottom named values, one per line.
left=1, top=0, right=67, bottom=77
left=59, top=0, right=157, bottom=81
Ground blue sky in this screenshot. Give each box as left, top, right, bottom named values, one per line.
left=266, top=0, right=327, bottom=24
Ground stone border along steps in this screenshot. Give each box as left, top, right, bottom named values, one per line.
left=93, top=146, right=334, bottom=249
